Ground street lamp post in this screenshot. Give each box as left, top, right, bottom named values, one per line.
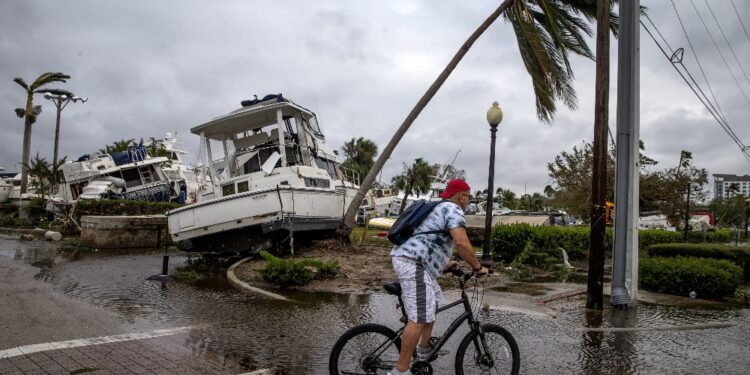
left=43, top=92, right=87, bottom=185
left=483, top=101, right=503, bottom=267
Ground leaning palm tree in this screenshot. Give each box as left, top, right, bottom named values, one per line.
left=14, top=72, right=71, bottom=194
left=341, top=0, right=619, bottom=232
left=393, top=158, right=434, bottom=214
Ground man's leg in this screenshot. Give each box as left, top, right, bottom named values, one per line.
left=395, top=321, right=425, bottom=372
left=419, top=322, right=434, bottom=349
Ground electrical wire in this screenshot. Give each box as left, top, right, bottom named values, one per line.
left=688, top=0, right=750, bottom=107
left=641, top=16, right=750, bottom=163
left=730, top=0, right=750, bottom=46
left=669, top=0, right=727, bottom=124
left=702, top=0, right=750, bottom=89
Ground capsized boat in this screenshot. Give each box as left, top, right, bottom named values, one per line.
left=167, top=94, right=359, bottom=253
left=56, top=146, right=171, bottom=202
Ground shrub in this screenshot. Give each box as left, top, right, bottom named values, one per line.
left=75, top=199, right=180, bottom=219
left=648, top=243, right=750, bottom=281
left=491, top=224, right=605, bottom=262
left=639, top=256, right=742, bottom=298
left=511, top=240, right=562, bottom=269
left=260, top=251, right=339, bottom=286
left=491, top=224, right=736, bottom=263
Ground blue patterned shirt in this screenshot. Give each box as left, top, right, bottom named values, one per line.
left=390, top=201, right=466, bottom=279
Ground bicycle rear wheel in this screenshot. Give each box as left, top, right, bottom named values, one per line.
left=455, top=323, right=520, bottom=375
left=329, top=323, right=401, bottom=375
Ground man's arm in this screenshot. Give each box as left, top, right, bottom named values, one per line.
left=449, top=227, right=488, bottom=276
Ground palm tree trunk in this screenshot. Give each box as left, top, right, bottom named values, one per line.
left=341, top=0, right=514, bottom=232
left=399, top=185, right=413, bottom=215
left=20, top=115, right=33, bottom=195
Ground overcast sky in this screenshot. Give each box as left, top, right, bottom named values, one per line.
left=2, top=0, right=749, bottom=197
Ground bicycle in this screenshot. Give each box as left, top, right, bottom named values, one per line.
left=329, top=265, right=520, bottom=375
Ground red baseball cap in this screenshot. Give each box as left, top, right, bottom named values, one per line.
left=440, top=179, right=471, bottom=199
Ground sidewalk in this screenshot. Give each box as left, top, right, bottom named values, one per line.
left=0, top=332, right=247, bottom=375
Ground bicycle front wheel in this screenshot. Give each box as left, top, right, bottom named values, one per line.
left=329, top=323, right=401, bottom=375
left=455, top=323, right=520, bottom=375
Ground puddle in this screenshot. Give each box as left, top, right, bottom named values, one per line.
left=491, top=282, right=555, bottom=296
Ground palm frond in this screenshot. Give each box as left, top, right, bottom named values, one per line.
left=30, top=72, right=70, bottom=91
left=13, top=77, right=29, bottom=90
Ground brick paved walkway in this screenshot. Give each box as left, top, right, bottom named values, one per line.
left=0, top=334, right=246, bottom=375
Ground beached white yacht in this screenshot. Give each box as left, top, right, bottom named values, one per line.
left=56, top=147, right=171, bottom=202
left=167, top=95, right=359, bottom=253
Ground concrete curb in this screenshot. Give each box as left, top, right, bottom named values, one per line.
left=226, top=257, right=295, bottom=302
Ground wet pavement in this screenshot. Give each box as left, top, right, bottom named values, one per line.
left=1, top=234, right=749, bottom=374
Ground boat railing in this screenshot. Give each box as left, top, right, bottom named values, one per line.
left=338, top=165, right=360, bottom=187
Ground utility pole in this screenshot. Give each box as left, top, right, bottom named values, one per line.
left=587, top=0, right=610, bottom=310
left=611, top=0, right=641, bottom=308
left=684, top=183, right=691, bottom=241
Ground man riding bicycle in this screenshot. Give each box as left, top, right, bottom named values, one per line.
left=389, top=179, right=489, bottom=375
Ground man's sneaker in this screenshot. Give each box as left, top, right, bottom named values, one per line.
left=387, top=370, right=412, bottom=375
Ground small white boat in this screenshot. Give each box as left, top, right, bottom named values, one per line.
left=167, top=94, right=359, bottom=253
left=0, top=167, right=12, bottom=203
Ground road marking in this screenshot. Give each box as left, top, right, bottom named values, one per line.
left=0, top=326, right=196, bottom=359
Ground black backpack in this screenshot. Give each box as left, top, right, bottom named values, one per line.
left=387, top=199, right=450, bottom=245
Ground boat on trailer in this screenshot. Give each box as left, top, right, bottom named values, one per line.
left=167, top=95, right=359, bottom=253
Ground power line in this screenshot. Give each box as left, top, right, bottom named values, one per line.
left=730, top=0, right=750, bottom=54
left=702, top=0, right=750, bottom=89
left=689, top=0, right=750, bottom=107
left=641, top=15, right=750, bottom=163
left=669, top=0, right=727, bottom=124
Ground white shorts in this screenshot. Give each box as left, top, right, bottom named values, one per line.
left=392, top=257, right=443, bottom=324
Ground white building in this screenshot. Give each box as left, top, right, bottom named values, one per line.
left=713, top=174, right=750, bottom=199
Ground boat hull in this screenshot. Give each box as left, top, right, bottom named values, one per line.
left=167, top=185, right=357, bottom=253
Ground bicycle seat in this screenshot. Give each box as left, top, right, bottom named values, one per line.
left=383, top=282, right=402, bottom=296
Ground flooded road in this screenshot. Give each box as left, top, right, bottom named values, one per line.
left=2, top=235, right=749, bottom=374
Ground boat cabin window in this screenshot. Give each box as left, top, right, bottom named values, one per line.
left=222, top=183, right=235, bottom=196
left=237, top=181, right=249, bottom=193
left=313, top=156, right=339, bottom=180
left=304, top=177, right=330, bottom=188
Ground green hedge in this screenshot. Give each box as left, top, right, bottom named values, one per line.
left=648, top=243, right=750, bottom=281
left=490, top=224, right=736, bottom=262
left=75, top=199, right=180, bottom=219
left=260, top=251, right=339, bottom=286
left=639, top=256, right=742, bottom=298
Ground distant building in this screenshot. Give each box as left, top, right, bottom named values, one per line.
left=713, top=174, right=750, bottom=199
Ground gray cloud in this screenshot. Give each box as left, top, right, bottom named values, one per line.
left=1, top=0, right=749, bottom=198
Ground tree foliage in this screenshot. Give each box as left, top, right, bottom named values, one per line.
left=546, top=140, right=706, bottom=224
left=392, top=157, right=433, bottom=214
left=340, top=137, right=378, bottom=182
left=13, top=72, right=71, bottom=194
left=22, top=153, right=66, bottom=199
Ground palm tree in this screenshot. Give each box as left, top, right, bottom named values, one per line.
left=13, top=72, right=71, bottom=194
left=341, top=137, right=378, bottom=184
left=392, top=158, right=433, bottom=214
left=342, top=0, right=620, bottom=232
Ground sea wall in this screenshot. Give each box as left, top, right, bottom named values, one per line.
left=80, top=215, right=170, bottom=249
